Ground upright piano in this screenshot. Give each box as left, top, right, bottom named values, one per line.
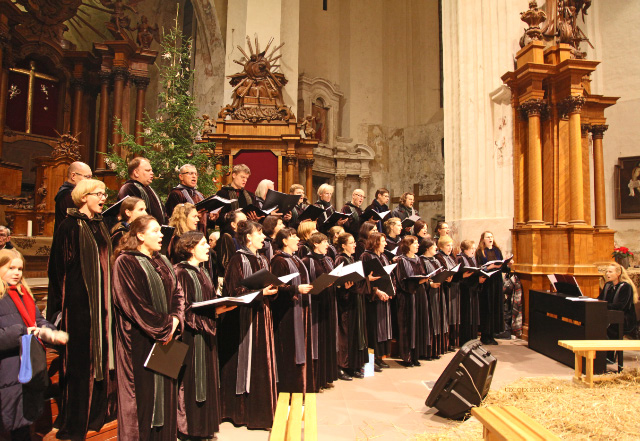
left=529, top=290, right=609, bottom=374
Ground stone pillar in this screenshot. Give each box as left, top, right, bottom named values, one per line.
left=300, top=159, right=314, bottom=202
left=591, top=124, right=608, bottom=228
left=563, top=96, right=586, bottom=224
left=521, top=99, right=545, bottom=224
left=111, top=68, right=127, bottom=156
left=359, top=175, right=370, bottom=198
left=96, top=72, right=110, bottom=170
left=335, top=173, right=346, bottom=209
left=133, top=77, right=150, bottom=146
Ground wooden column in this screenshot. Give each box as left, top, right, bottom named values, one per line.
left=71, top=79, right=84, bottom=136
left=285, top=155, right=295, bottom=192
left=111, top=68, right=127, bottom=156
left=0, top=68, right=8, bottom=157
left=133, top=77, right=150, bottom=146
left=521, top=99, right=545, bottom=224
left=564, top=96, right=586, bottom=224
left=591, top=124, right=608, bottom=228
left=96, top=71, right=110, bottom=170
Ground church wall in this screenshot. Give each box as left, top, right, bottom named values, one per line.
left=595, top=0, right=640, bottom=253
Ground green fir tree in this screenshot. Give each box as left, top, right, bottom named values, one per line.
left=104, top=11, right=224, bottom=202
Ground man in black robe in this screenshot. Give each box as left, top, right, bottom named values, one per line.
left=363, top=188, right=390, bottom=232
left=117, top=157, right=166, bottom=225
left=341, top=188, right=365, bottom=237
left=54, top=161, right=92, bottom=233
left=165, top=163, right=219, bottom=230
left=215, top=164, right=257, bottom=227
left=284, top=184, right=308, bottom=230
left=391, top=192, right=419, bottom=221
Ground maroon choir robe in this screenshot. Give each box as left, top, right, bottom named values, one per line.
left=112, top=251, right=185, bottom=441
left=270, top=251, right=316, bottom=393
left=46, top=210, right=117, bottom=439
left=334, top=252, right=368, bottom=372
left=174, top=261, right=221, bottom=438
left=218, top=248, right=278, bottom=429
left=118, top=180, right=166, bottom=225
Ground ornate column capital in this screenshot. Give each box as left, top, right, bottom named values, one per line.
left=299, top=158, right=315, bottom=167
left=112, top=67, right=129, bottom=81
left=98, top=70, right=111, bottom=84
left=581, top=124, right=591, bottom=137
left=558, top=95, right=585, bottom=118
left=285, top=155, right=297, bottom=165
left=133, top=76, right=151, bottom=90
left=71, top=78, right=86, bottom=91
left=590, top=124, right=608, bottom=139
left=518, top=98, right=547, bottom=120
left=335, top=172, right=347, bottom=181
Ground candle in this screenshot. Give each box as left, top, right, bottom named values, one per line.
left=27, top=220, right=33, bottom=237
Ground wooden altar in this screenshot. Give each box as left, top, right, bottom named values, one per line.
left=502, top=2, right=618, bottom=339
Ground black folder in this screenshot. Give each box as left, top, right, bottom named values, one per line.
left=431, top=266, right=460, bottom=284
left=102, top=195, right=130, bottom=218
left=240, top=204, right=277, bottom=218
left=240, top=268, right=298, bottom=290
left=360, top=208, right=391, bottom=223
left=297, top=205, right=325, bottom=223
left=322, top=211, right=351, bottom=227
left=191, top=291, right=262, bottom=316
left=160, top=225, right=175, bottom=255
left=262, top=189, right=302, bottom=214
left=362, top=259, right=396, bottom=295
left=144, top=339, right=189, bottom=379
left=195, top=195, right=236, bottom=212
left=401, top=215, right=421, bottom=230
left=383, top=246, right=398, bottom=260
left=309, top=261, right=365, bottom=294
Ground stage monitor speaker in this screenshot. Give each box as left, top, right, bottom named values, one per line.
left=425, top=339, right=497, bottom=420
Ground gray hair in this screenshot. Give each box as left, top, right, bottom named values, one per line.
left=179, top=164, right=196, bottom=174
left=0, top=226, right=10, bottom=235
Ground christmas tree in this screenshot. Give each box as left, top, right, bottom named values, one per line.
left=104, top=10, right=224, bottom=201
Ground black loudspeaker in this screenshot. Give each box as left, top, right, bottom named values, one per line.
left=425, top=340, right=497, bottom=420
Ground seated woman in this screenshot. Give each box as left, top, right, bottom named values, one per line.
left=110, top=196, right=147, bottom=249
left=598, top=262, right=638, bottom=340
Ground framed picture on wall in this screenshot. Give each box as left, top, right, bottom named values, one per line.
left=615, top=155, right=640, bottom=219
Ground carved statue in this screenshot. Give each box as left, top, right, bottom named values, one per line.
left=201, top=114, right=215, bottom=136
left=299, top=115, right=316, bottom=139
left=130, top=15, right=159, bottom=49
left=99, top=0, right=142, bottom=40
left=14, top=0, right=81, bottom=42
left=540, top=0, right=593, bottom=58
left=52, top=132, right=82, bottom=161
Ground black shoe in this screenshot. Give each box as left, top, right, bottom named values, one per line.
left=400, top=360, right=413, bottom=367
left=325, top=382, right=335, bottom=388
left=413, top=359, right=421, bottom=367
left=495, top=331, right=511, bottom=340
left=480, top=338, right=493, bottom=345
left=489, top=338, right=499, bottom=345
left=448, top=345, right=456, bottom=352
left=351, top=369, right=364, bottom=379
left=374, top=364, right=382, bottom=373
left=338, top=369, right=353, bottom=381
left=378, top=360, right=390, bottom=369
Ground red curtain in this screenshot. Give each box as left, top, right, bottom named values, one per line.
left=234, top=150, right=279, bottom=192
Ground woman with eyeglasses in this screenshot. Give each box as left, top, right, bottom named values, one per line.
left=47, top=179, right=117, bottom=439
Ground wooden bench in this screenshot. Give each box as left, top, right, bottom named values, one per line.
left=471, top=405, right=560, bottom=441
left=558, top=339, right=640, bottom=387
left=270, top=392, right=317, bottom=441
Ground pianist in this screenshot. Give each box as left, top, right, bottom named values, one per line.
left=598, top=262, right=638, bottom=340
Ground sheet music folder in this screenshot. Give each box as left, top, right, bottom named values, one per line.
left=144, top=339, right=189, bottom=379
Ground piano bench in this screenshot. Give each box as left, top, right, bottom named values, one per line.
left=270, top=392, right=317, bottom=441
left=471, top=405, right=560, bottom=440
left=558, top=340, right=640, bottom=387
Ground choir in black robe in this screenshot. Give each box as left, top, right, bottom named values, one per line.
left=165, top=184, right=205, bottom=219
left=476, top=248, right=505, bottom=342
left=436, top=250, right=461, bottom=348
left=362, top=199, right=389, bottom=232
left=393, top=254, right=430, bottom=362
left=385, top=235, right=400, bottom=251
left=334, top=252, right=368, bottom=373
left=302, top=252, right=338, bottom=389
left=218, top=248, right=278, bottom=429
left=270, top=251, right=316, bottom=393
left=215, top=231, right=240, bottom=276
left=54, top=181, right=75, bottom=234
left=456, top=253, right=481, bottom=344
left=174, top=261, right=221, bottom=438
left=112, top=251, right=185, bottom=441
left=214, top=186, right=256, bottom=228
left=341, top=202, right=363, bottom=238
left=599, top=281, right=638, bottom=339
left=110, top=221, right=129, bottom=249
left=360, top=250, right=393, bottom=360
left=420, top=255, right=448, bottom=357
left=47, top=210, right=117, bottom=439
left=118, top=180, right=166, bottom=225
left=284, top=202, right=308, bottom=231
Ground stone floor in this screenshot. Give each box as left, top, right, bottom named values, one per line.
left=216, top=339, right=640, bottom=440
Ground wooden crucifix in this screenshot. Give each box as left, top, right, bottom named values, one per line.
left=390, top=183, right=443, bottom=212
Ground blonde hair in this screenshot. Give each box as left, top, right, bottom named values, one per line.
left=608, top=262, right=638, bottom=304
left=384, top=217, right=401, bottom=234
left=71, top=179, right=106, bottom=207
left=437, top=235, right=454, bottom=249
left=0, top=249, right=33, bottom=299
left=297, top=220, right=317, bottom=242
left=290, top=184, right=304, bottom=193
left=255, top=179, right=274, bottom=200
left=328, top=226, right=345, bottom=244
left=168, top=203, right=198, bottom=235
left=232, top=164, right=251, bottom=175
left=317, top=183, right=334, bottom=198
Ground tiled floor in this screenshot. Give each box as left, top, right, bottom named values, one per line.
left=216, top=339, right=640, bottom=440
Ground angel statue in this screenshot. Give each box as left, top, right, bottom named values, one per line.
left=99, top=0, right=142, bottom=40
left=130, top=15, right=159, bottom=49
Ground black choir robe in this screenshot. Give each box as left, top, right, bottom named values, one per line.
left=341, top=202, right=363, bottom=238
left=335, top=252, right=368, bottom=371
left=385, top=235, right=401, bottom=251
left=118, top=180, right=166, bottom=225
left=165, top=185, right=212, bottom=234
left=436, top=250, right=461, bottom=348
left=270, top=251, right=316, bottom=393
left=360, top=250, right=393, bottom=358
left=112, top=251, right=185, bottom=441
left=54, top=181, right=75, bottom=234
left=420, top=255, right=448, bottom=357
left=456, top=253, right=481, bottom=344
left=174, top=261, right=221, bottom=438
left=393, top=254, right=430, bottom=362
left=475, top=248, right=505, bottom=340
left=46, top=210, right=117, bottom=439
left=110, top=221, right=129, bottom=250
left=284, top=202, right=308, bottom=231
left=302, top=252, right=338, bottom=389
left=218, top=248, right=278, bottom=429
left=214, top=186, right=256, bottom=229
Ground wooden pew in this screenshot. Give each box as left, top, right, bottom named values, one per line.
left=558, top=339, right=640, bottom=387
left=270, top=392, right=317, bottom=441
left=471, top=405, right=560, bottom=441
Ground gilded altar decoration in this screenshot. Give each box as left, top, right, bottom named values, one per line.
left=218, top=36, right=293, bottom=123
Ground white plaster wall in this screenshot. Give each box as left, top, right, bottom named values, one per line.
left=595, top=0, right=640, bottom=253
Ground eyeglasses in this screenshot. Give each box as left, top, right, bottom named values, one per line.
left=181, top=171, right=198, bottom=176
left=73, top=172, right=93, bottom=179
left=86, top=192, right=106, bottom=199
